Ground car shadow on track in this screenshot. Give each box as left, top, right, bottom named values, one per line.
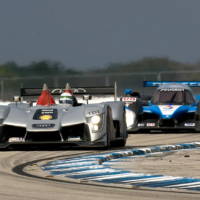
left=1, top=144, right=115, bottom=151
left=128, top=130, right=198, bottom=134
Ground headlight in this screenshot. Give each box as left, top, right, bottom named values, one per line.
left=91, top=115, right=101, bottom=124
left=87, top=114, right=104, bottom=132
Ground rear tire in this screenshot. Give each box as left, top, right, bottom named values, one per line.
left=0, top=127, right=4, bottom=142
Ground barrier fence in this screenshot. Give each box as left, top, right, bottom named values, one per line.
left=1, top=71, right=200, bottom=100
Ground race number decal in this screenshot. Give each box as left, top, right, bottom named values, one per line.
left=122, top=97, right=137, bottom=102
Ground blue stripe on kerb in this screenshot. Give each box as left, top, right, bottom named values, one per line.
left=41, top=142, right=200, bottom=191
left=180, top=144, right=195, bottom=149
left=187, top=187, right=200, bottom=191
left=68, top=171, right=130, bottom=179
left=131, top=149, right=146, bottom=155
left=43, top=163, right=97, bottom=170
left=168, top=181, right=200, bottom=189
left=135, top=178, right=200, bottom=188
left=95, top=175, right=163, bottom=183
left=43, top=159, right=98, bottom=167
left=51, top=167, right=110, bottom=175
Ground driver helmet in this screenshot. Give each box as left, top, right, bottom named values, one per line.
left=59, top=92, right=73, bottom=105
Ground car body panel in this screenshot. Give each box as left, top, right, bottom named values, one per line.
left=123, top=81, right=200, bottom=132
left=0, top=84, right=127, bottom=148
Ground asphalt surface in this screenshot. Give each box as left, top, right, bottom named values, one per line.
left=1, top=133, right=200, bottom=200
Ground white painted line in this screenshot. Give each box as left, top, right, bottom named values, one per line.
left=166, top=181, right=200, bottom=188
left=49, top=165, right=104, bottom=172
left=89, top=173, right=144, bottom=181
left=123, top=176, right=180, bottom=184
left=43, top=161, right=99, bottom=168
left=69, top=168, right=117, bottom=176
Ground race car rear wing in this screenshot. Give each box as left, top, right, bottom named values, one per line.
left=20, top=82, right=118, bottom=100
left=144, top=81, right=200, bottom=87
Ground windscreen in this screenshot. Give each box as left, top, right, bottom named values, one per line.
left=151, top=89, right=195, bottom=105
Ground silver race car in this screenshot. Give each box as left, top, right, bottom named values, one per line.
left=0, top=83, right=127, bottom=148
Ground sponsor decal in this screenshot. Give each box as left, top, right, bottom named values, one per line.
left=144, top=81, right=200, bottom=87
left=39, top=115, right=53, bottom=120
left=138, top=123, right=145, bottom=127
left=51, top=88, right=87, bottom=94
left=122, top=97, right=137, bottom=102
left=87, top=110, right=100, bottom=116
left=184, top=123, right=195, bottom=127
left=160, top=88, right=184, bottom=91
left=163, top=105, right=173, bottom=110
left=32, top=124, right=55, bottom=128
left=8, top=137, right=25, bottom=142
left=33, top=109, right=58, bottom=120
left=68, top=136, right=81, bottom=142
left=159, top=105, right=181, bottom=115
left=146, top=122, right=156, bottom=127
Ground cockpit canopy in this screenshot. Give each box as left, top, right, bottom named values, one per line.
left=151, top=88, right=195, bottom=105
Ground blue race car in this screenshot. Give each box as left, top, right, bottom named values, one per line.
left=122, top=81, right=200, bottom=132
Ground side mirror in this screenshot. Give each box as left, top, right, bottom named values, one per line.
left=148, top=100, right=152, bottom=105
left=83, top=95, right=92, bottom=104
left=142, top=100, right=151, bottom=106
left=83, top=95, right=92, bottom=100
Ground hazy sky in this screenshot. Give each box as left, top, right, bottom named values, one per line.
left=0, top=0, right=200, bottom=69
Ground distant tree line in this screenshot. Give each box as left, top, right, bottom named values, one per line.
left=0, top=57, right=199, bottom=77
left=94, top=57, right=199, bottom=73
left=0, top=61, right=81, bottom=77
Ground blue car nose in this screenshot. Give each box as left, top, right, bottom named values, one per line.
left=162, top=115, right=172, bottom=119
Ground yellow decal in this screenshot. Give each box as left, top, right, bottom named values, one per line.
left=39, top=115, right=53, bottom=120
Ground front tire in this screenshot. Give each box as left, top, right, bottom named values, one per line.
left=104, top=107, right=113, bottom=149
left=0, top=127, right=4, bottom=142
left=195, top=102, right=200, bottom=132
left=111, top=139, right=126, bottom=147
